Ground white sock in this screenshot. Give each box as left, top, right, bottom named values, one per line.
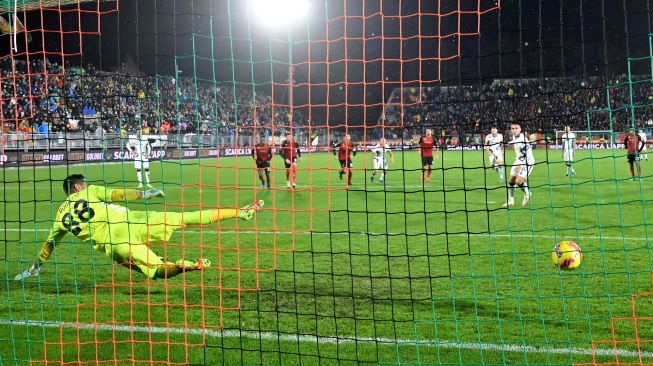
left=136, top=170, right=142, bottom=184
left=145, top=170, right=151, bottom=184
left=508, top=183, right=515, bottom=200
left=380, top=172, right=385, bottom=181
left=520, top=183, right=530, bottom=197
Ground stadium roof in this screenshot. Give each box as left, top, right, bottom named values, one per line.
left=0, top=0, right=110, bottom=13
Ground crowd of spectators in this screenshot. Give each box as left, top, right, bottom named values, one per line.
left=382, top=75, right=653, bottom=144
left=1, top=58, right=307, bottom=143
left=3, top=57, right=652, bottom=148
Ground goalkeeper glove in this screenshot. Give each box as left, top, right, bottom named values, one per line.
left=143, top=188, right=165, bottom=199
left=15, top=262, right=41, bottom=281
left=238, top=200, right=265, bottom=221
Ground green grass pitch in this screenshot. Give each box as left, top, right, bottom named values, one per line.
left=1, top=148, right=652, bottom=365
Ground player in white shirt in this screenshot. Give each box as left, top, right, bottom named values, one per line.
left=561, top=126, right=576, bottom=177
left=369, top=138, right=395, bottom=183
left=484, top=127, right=504, bottom=182
left=503, top=123, right=535, bottom=207
left=638, top=130, right=648, bottom=161
left=128, top=135, right=154, bottom=188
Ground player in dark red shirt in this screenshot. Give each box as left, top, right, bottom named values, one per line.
left=252, top=136, right=274, bottom=189
left=333, top=134, right=357, bottom=186
left=419, top=129, right=438, bottom=182
left=280, top=133, right=301, bottom=189
left=624, top=129, right=645, bottom=180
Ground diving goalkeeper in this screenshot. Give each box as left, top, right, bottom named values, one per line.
left=15, top=174, right=264, bottom=280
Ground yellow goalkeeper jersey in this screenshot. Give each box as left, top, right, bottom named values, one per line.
left=46, top=185, right=131, bottom=253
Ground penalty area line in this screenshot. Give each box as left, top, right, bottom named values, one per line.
left=0, top=318, right=651, bottom=359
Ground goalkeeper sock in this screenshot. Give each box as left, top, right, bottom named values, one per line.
left=427, top=167, right=432, bottom=179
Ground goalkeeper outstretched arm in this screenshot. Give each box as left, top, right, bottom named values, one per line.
left=110, top=187, right=164, bottom=201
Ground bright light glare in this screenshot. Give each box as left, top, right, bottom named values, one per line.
left=250, top=0, right=310, bottom=27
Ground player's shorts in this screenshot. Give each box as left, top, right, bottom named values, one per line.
left=134, top=160, right=150, bottom=170
left=488, top=151, right=502, bottom=165
left=373, top=159, right=388, bottom=170
left=510, top=164, right=534, bottom=179
left=109, top=243, right=164, bottom=278
left=339, top=159, right=353, bottom=168
left=421, top=156, right=434, bottom=166
left=256, top=161, right=271, bottom=170
left=627, top=153, right=641, bottom=163
left=105, top=211, right=186, bottom=278
left=284, top=157, right=298, bottom=169
left=563, top=150, right=574, bottom=163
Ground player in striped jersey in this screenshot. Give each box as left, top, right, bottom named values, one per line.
left=484, top=127, right=504, bottom=182
left=370, top=138, right=394, bottom=183
left=128, top=135, right=154, bottom=189
left=561, top=126, right=576, bottom=178
left=503, top=123, right=535, bottom=207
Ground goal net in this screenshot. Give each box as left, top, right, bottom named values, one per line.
left=2, top=1, right=653, bottom=365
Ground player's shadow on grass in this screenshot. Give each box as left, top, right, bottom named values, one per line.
left=435, top=298, right=496, bottom=318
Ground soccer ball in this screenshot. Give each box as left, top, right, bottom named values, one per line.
left=551, top=241, right=583, bottom=270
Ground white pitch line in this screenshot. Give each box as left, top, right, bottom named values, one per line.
left=0, top=318, right=651, bottom=359
left=2, top=227, right=651, bottom=242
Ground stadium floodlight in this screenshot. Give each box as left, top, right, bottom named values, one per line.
left=249, top=0, right=310, bottom=27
